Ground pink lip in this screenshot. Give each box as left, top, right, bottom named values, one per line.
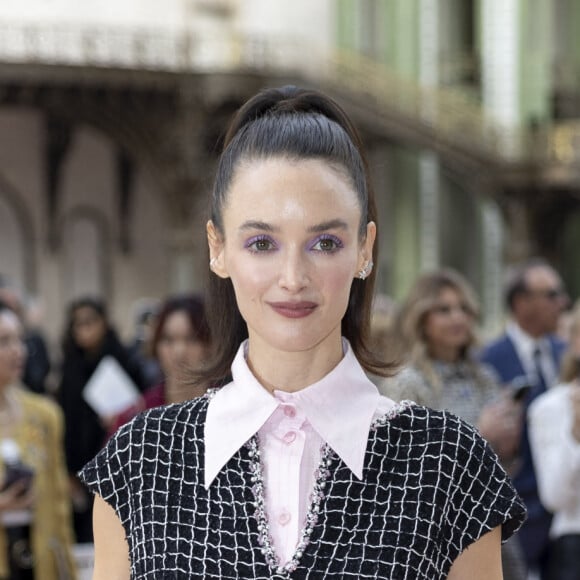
left=269, top=301, right=318, bottom=319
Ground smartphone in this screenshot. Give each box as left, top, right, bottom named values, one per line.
left=1, top=463, right=34, bottom=495
left=509, top=377, right=532, bottom=402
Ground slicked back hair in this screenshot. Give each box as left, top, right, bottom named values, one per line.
left=195, top=86, right=398, bottom=388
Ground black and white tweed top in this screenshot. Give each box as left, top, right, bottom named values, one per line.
left=80, top=395, right=526, bottom=579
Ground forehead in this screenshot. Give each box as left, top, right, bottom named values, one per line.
left=223, top=157, right=361, bottom=224
left=0, top=310, right=21, bottom=333
left=436, top=285, right=462, bottom=301
left=525, top=266, right=561, bottom=289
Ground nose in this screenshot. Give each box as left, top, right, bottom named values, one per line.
left=278, top=248, right=309, bottom=292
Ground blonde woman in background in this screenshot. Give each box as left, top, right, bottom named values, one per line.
left=529, top=301, right=580, bottom=580
left=381, top=268, right=526, bottom=580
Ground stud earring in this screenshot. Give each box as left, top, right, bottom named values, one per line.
left=209, top=257, right=217, bottom=269
left=358, top=260, right=373, bottom=280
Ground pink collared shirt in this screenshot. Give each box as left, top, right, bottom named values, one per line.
left=205, top=339, right=396, bottom=564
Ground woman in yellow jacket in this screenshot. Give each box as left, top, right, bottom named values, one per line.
left=0, top=299, right=77, bottom=580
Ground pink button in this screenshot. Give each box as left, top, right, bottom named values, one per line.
left=283, top=405, right=297, bottom=418
left=278, top=511, right=291, bottom=526
left=283, top=431, right=297, bottom=444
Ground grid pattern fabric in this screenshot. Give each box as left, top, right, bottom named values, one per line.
left=79, top=396, right=526, bottom=579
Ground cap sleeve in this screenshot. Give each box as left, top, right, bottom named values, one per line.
left=440, top=411, right=527, bottom=561
left=78, top=417, right=141, bottom=528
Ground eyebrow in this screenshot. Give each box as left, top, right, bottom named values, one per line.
left=238, top=219, right=349, bottom=233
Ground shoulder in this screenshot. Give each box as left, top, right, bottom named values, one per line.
left=379, top=403, right=485, bottom=452
left=79, top=395, right=210, bottom=492
left=16, top=388, right=63, bottom=425
left=476, top=362, right=502, bottom=387
left=123, top=394, right=209, bottom=437
left=480, top=334, right=513, bottom=359
left=382, top=366, right=433, bottom=405
left=529, top=383, right=571, bottom=417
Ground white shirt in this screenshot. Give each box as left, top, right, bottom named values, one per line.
left=528, top=383, right=580, bottom=537
left=204, top=339, right=397, bottom=564
left=506, top=321, right=558, bottom=387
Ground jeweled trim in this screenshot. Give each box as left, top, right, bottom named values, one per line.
left=246, top=399, right=415, bottom=577
left=246, top=434, right=336, bottom=577
left=371, top=399, right=415, bottom=430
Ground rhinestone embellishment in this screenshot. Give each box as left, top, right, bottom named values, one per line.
left=246, top=435, right=336, bottom=576
left=246, top=399, right=414, bottom=577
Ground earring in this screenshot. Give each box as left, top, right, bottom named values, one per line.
left=358, top=260, right=373, bottom=280
left=209, top=257, right=217, bottom=269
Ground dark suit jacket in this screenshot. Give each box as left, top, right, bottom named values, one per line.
left=480, top=333, right=566, bottom=388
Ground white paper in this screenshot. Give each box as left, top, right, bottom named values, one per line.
left=82, top=356, right=140, bottom=417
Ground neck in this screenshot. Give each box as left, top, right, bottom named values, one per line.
left=246, top=336, right=344, bottom=394
left=514, top=318, right=545, bottom=339
left=165, top=378, right=205, bottom=404
left=428, top=344, right=461, bottom=364
left=0, top=385, right=20, bottom=426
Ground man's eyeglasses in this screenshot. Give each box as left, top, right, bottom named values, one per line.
left=525, top=288, right=565, bottom=301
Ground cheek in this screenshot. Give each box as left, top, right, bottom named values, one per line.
left=186, top=344, right=207, bottom=365
left=422, top=315, right=436, bottom=340
left=324, top=267, right=355, bottom=301
left=157, top=345, right=173, bottom=369
left=229, top=262, right=272, bottom=298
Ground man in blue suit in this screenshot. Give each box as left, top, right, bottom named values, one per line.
left=481, top=259, right=568, bottom=579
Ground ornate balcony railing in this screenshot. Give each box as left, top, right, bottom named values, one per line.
left=0, top=22, right=579, bottom=167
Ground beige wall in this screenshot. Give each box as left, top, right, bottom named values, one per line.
left=0, top=109, right=171, bottom=349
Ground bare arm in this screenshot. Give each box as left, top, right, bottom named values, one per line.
left=447, top=526, right=503, bottom=580
left=92, top=494, right=130, bottom=580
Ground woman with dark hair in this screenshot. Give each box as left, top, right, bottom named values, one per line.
left=110, top=294, right=212, bottom=434
left=80, top=86, right=525, bottom=579
left=58, top=297, right=144, bottom=543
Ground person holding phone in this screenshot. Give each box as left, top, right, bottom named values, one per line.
left=80, top=86, right=525, bottom=579
left=382, top=269, right=523, bottom=466
left=0, top=300, right=77, bottom=579
left=381, top=269, right=527, bottom=579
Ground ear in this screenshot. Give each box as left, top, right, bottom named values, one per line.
left=206, top=220, right=229, bottom=279
left=356, top=221, right=376, bottom=276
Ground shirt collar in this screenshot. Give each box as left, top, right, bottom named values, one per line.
left=204, top=339, right=382, bottom=488
left=507, top=321, right=550, bottom=359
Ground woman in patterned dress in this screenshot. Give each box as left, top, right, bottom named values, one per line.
left=381, top=268, right=527, bottom=579
left=81, top=86, right=525, bottom=579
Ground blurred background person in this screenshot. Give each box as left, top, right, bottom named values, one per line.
left=110, top=294, right=212, bottom=434
left=0, top=275, right=50, bottom=396
left=480, top=259, right=569, bottom=579
left=57, top=297, right=144, bottom=543
left=529, top=301, right=580, bottom=580
left=125, top=298, right=162, bottom=391
left=381, top=268, right=525, bottom=580
left=0, top=299, right=76, bottom=579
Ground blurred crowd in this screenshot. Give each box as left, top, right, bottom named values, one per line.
left=0, top=257, right=577, bottom=579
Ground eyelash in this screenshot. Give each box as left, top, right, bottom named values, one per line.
left=308, top=234, right=344, bottom=253
left=245, top=235, right=277, bottom=253
left=244, top=234, right=344, bottom=254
